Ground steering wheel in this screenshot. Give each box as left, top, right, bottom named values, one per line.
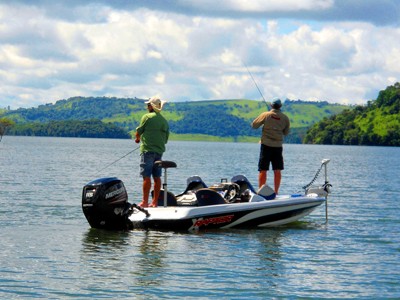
left=224, top=184, right=240, bottom=202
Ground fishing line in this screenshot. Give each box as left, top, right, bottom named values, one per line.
left=244, top=63, right=269, bottom=106
left=96, top=145, right=140, bottom=174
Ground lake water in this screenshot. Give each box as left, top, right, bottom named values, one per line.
left=1, top=136, right=399, bottom=299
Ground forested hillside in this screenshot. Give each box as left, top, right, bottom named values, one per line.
left=304, top=83, right=400, bottom=146
left=1, top=97, right=347, bottom=142
left=9, top=119, right=130, bottom=139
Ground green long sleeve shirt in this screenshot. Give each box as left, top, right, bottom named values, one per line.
left=136, top=112, right=169, bottom=154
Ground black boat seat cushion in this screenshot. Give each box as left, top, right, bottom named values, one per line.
left=152, top=190, right=178, bottom=206
left=195, top=188, right=227, bottom=206
left=231, top=175, right=257, bottom=194
left=154, top=160, right=177, bottom=169
left=182, top=175, right=208, bottom=194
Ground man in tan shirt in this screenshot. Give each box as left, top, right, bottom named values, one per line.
left=251, top=99, right=290, bottom=194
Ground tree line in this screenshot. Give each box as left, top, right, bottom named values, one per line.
left=7, top=119, right=130, bottom=139
left=304, top=83, right=400, bottom=146
left=2, top=97, right=347, bottom=143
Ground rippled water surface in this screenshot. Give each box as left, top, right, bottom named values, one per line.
left=1, top=136, right=399, bottom=299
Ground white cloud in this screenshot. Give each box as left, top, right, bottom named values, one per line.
left=0, top=1, right=399, bottom=109
left=154, top=73, right=166, bottom=84
left=190, top=0, right=334, bottom=12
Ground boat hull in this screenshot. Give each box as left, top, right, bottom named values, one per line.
left=130, top=196, right=325, bottom=232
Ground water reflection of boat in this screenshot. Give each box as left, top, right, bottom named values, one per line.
left=82, top=159, right=331, bottom=232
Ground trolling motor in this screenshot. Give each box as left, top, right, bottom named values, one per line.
left=303, top=159, right=332, bottom=197
left=303, top=158, right=332, bottom=222
left=82, top=177, right=133, bottom=230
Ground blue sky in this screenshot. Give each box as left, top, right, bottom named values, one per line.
left=0, top=0, right=399, bottom=109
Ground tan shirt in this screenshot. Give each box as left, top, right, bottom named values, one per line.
left=251, top=109, right=290, bottom=147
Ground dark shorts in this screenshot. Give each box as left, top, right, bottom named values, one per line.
left=140, top=152, right=162, bottom=178
left=258, top=144, right=284, bottom=171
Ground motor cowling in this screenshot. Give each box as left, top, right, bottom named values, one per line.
left=82, top=177, right=132, bottom=230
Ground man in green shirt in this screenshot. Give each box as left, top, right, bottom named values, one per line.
left=135, top=96, right=169, bottom=207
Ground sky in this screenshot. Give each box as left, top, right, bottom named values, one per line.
left=0, top=0, right=400, bottom=109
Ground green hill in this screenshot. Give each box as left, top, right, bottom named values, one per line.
left=8, top=119, right=130, bottom=139
left=304, top=83, right=400, bottom=146
left=1, top=97, right=348, bottom=142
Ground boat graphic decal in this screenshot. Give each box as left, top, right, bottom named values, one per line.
left=192, top=215, right=234, bottom=228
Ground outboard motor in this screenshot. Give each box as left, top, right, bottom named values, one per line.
left=82, top=177, right=132, bottom=230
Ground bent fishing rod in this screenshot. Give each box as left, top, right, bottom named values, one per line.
left=244, top=63, right=270, bottom=107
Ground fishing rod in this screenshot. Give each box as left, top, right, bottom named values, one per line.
left=96, top=145, right=140, bottom=174
left=244, top=63, right=270, bottom=106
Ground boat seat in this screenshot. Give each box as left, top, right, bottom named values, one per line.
left=154, top=160, right=177, bottom=169
left=231, top=175, right=257, bottom=194
left=179, top=175, right=208, bottom=195
left=195, top=188, right=227, bottom=206
left=176, top=191, right=198, bottom=206
left=152, top=190, right=178, bottom=206
left=257, top=184, right=276, bottom=200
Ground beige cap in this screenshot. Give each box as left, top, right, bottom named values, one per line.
left=145, top=96, right=165, bottom=112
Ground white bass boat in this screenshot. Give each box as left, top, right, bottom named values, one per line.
left=82, top=159, right=331, bottom=232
